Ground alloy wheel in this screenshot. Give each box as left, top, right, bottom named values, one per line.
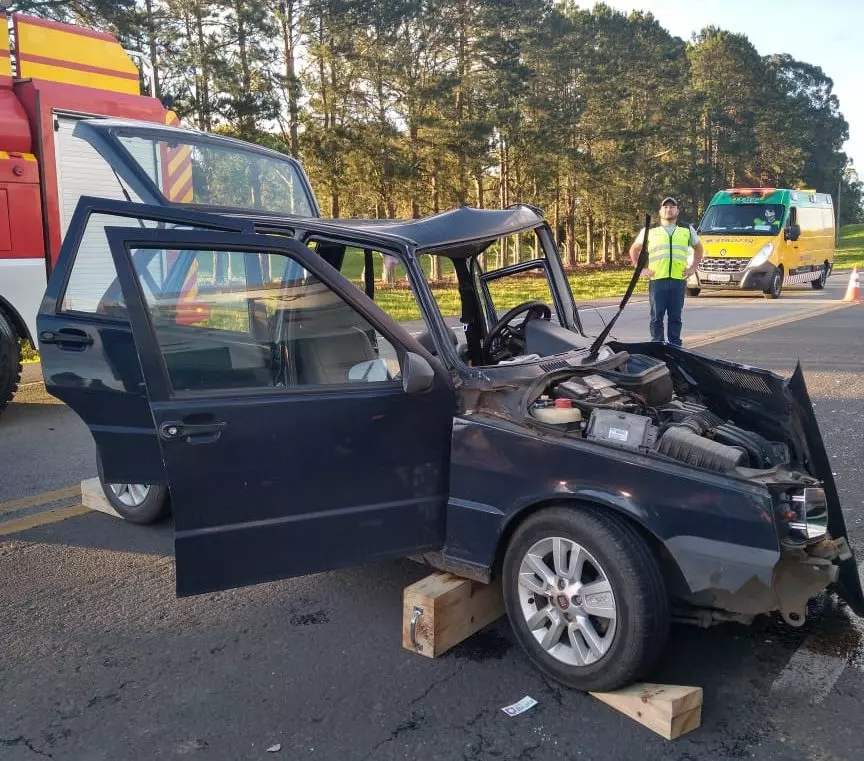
left=517, top=536, right=617, bottom=667
left=108, top=482, right=152, bottom=507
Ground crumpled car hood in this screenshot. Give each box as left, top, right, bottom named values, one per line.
left=606, top=341, right=864, bottom=614
left=787, top=363, right=864, bottom=614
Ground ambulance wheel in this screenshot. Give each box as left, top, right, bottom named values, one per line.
left=96, top=452, right=171, bottom=524
left=0, top=310, right=21, bottom=419
left=686, top=287, right=701, bottom=297
left=502, top=505, right=670, bottom=692
left=811, top=263, right=829, bottom=289
left=764, top=268, right=783, bottom=299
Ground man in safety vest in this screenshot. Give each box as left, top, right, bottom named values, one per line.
left=628, top=196, right=703, bottom=346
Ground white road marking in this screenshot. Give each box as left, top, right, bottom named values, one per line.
left=770, top=562, right=864, bottom=704
left=770, top=645, right=848, bottom=705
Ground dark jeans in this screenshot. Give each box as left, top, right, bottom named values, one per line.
left=649, top=278, right=686, bottom=346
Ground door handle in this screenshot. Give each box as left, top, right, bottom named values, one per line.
left=40, top=329, right=93, bottom=348
left=159, top=420, right=227, bottom=443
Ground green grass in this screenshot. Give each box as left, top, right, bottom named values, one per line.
left=361, top=265, right=643, bottom=322
left=20, top=340, right=39, bottom=363
left=837, top=224, right=864, bottom=270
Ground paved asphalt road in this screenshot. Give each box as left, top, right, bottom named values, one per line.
left=1, top=285, right=863, bottom=760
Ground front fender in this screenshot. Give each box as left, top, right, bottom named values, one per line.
left=445, top=416, right=780, bottom=596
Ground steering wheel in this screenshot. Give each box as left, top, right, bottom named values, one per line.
left=482, top=300, right=552, bottom=364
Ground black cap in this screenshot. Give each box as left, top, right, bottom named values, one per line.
left=661, top=196, right=679, bottom=206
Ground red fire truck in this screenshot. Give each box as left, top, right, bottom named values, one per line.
left=0, top=14, right=319, bottom=518
left=0, top=13, right=318, bottom=417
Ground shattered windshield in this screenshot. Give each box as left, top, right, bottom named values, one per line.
left=699, top=204, right=785, bottom=235
left=115, top=132, right=315, bottom=216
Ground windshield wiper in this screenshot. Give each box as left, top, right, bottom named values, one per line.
left=584, top=212, right=650, bottom=362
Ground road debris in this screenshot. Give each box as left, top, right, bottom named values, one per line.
left=501, top=696, right=538, bottom=716
left=266, top=743, right=282, bottom=752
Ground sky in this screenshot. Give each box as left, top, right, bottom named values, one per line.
left=595, top=0, right=862, bottom=180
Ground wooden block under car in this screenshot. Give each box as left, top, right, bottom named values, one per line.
left=589, top=683, right=703, bottom=740
left=402, top=571, right=505, bottom=658
left=81, top=477, right=122, bottom=519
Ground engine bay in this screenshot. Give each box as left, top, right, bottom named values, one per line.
left=521, top=349, right=832, bottom=550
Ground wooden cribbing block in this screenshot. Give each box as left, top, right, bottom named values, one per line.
left=81, top=478, right=122, bottom=519
left=589, top=683, right=702, bottom=740
left=402, top=571, right=504, bottom=658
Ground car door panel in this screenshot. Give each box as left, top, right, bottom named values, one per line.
left=103, top=227, right=454, bottom=596
left=38, top=199, right=253, bottom=484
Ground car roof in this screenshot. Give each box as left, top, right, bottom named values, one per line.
left=252, top=205, right=547, bottom=257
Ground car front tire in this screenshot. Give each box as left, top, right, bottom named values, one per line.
left=502, top=506, right=669, bottom=692
left=96, top=453, right=170, bottom=524
left=686, top=287, right=701, bottom=297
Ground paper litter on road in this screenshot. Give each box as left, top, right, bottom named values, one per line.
left=266, top=744, right=282, bottom=752
left=501, top=696, right=538, bottom=716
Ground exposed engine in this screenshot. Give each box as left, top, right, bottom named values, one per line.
left=528, top=353, right=791, bottom=474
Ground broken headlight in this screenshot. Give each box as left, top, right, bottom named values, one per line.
left=779, top=486, right=829, bottom=544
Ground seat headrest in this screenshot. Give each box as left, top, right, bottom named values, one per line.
left=415, top=328, right=458, bottom=355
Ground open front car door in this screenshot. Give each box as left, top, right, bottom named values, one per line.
left=101, top=226, right=454, bottom=595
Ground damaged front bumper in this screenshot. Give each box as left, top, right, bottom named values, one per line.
left=599, top=342, right=864, bottom=625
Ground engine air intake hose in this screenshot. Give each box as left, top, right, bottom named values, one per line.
left=658, top=426, right=746, bottom=473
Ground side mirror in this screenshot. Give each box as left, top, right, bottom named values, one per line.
left=785, top=224, right=801, bottom=242
left=401, top=351, right=436, bottom=395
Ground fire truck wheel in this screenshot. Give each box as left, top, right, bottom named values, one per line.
left=96, top=453, right=171, bottom=524
left=0, top=310, right=22, bottom=418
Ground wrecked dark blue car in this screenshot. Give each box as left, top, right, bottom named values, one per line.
left=37, top=121, right=864, bottom=691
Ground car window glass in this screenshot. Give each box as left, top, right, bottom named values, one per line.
left=482, top=232, right=560, bottom=326
left=128, top=246, right=401, bottom=393
left=60, top=213, right=195, bottom=316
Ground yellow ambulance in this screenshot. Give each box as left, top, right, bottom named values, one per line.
left=689, top=187, right=835, bottom=299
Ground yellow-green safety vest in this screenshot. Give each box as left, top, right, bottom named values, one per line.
left=646, top=225, right=690, bottom=280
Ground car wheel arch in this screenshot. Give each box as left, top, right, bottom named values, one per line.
left=489, top=497, right=688, bottom=596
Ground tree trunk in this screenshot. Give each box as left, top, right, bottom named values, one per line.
left=278, top=0, right=300, bottom=155
left=455, top=3, right=468, bottom=204
left=193, top=4, right=212, bottom=131
left=498, top=138, right=508, bottom=209
left=235, top=0, right=254, bottom=138
left=602, top=224, right=609, bottom=264
left=586, top=215, right=594, bottom=265
left=430, top=168, right=441, bottom=280
left=553, top=181, right=560, bottom=247
left=410, top=120, right=421, bottom=220
left=473, top=174, right=484, bottom=209
left=144, top=0, right=160, bottom=98
left=565, top=190, right=576, bottom=269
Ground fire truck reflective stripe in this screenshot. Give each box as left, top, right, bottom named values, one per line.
left=168, top=149, right=191, bottom=177
left=171, top=164, right=193, bottom=193
left=16, top=61, right=140, bottom=95
left=15, top=13, right=140, bottom=95
left=0, top=13, right=11, bottom=79
left=17, top=52, right=141, bottom=81
left=172, top=175, right=194, bottom=203
left=161, top=111, right=193, bottom=201
left=0, top=151, right=37, bottom=161
left=14, top=14, right=118, bottom=43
